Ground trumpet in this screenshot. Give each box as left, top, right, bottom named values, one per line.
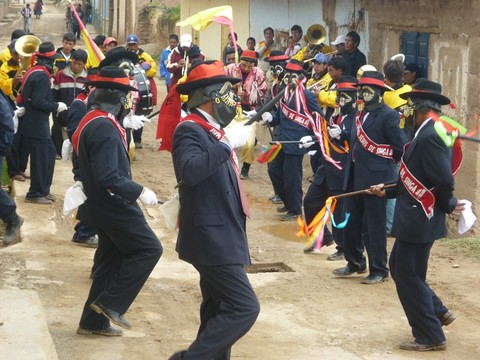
left=307, top=80, right=328, bottom=92
left=181, top=51, right=189, bottom=77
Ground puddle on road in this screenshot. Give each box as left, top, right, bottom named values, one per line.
left=248, top=194, right=308, bottom=244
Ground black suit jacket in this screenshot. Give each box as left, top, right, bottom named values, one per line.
left=172, top=113, right=250, bottom=266
left=344, top=104, right=407, bottom=191
left=392, top=120, right=457, bottom=243
left=76, top=113, right=145, bottom=230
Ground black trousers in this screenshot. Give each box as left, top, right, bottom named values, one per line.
left=26, top=137, right=56, bottom=198
left=268, top=150, right=304, bottom=215
left=390, top=240, right=447, bottom=344
left=51, top=120, right=64, bottom=156
left=177, top=264, right=260, bottom=360
left=79, top=222, right=162, bottom=330
left=343, top=193, right=388, bottom=276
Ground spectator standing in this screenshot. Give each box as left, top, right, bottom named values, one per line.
left=167, top=34, right=205, bottom=87
left=33, top=0, right=43, bottom=19
left=52, top=49, right=88, bottom=158
left=342, top=31, right=367, bottom=77
left=21, top=4, right=32, bottom=33
left=256, top=27, right=283, bottom=74
left=222, top=32, right=242, bottom=65
left=160, top=34, right=178, bottom=92
left=71, top=4, right=84, bottom=40
left=55, top=32, right=77, bottom=72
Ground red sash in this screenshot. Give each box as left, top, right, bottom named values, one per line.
left=16, top=65, right=51, bottom=105
left=399, top=157, right=435, bottom=219
left=178, top=114, right=250, bottom=217
left=72, top=110, right=128, bottom=155
left=280, top=102, right=311, bottom=128
left=355, top=113, right=393, bottom=159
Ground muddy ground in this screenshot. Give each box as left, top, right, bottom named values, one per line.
left=1, top=2, right=480, bottom=360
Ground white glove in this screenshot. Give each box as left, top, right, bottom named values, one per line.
left=242, top=109, right=257, bottom=120
left=61, top=139, right=73, bottom=161
left=299, top=135, right=315, bottom=149
left=224, top=124, right=254, bottom=149
left=328, top=124, right=342, bottom=140
left=14, top=106, right=25, bottom=117
left=139, top=187, right=158, bottom=206
left=57, top=102, right=68, bottom=113
left=63, top=181, right=87, bottom=216
left=13, top=114, right=19, bottom=134
left=258, top=112, right=273, bottom=125
left=123, top=113, right=147, bottom=130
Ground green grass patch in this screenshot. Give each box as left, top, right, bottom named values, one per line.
left=440, top=237, right=480, bottom=261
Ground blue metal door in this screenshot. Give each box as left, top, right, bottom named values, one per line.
left=402, top=32, right=429, bottom=79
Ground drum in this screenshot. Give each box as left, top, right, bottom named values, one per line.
left=133, top=65, right=153, bottom=115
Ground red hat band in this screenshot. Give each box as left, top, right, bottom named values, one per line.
left=187, top=61, right=228, bottom=82
left=358, top=77, right=386, bottom=87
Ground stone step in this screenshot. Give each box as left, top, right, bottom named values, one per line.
left=0, top=289, right=58, bottom=359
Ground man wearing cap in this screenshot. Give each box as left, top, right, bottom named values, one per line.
left=225, top=49, right=268, bottom=179
left=256, top=27, right=284, bottom=74
left=333, top=71, right=407, bottom=283
left=301, top=75, right=359, bottom=260
left=103, top=37, right=118, bottom=54
left=330, top=35, right=346, bottom=55
left=370, top=79, right=465, bottom=351
left=342, top=31, right=367, bottom=77
left=167, top=33, right=205, bottom=87
left=73, top=66, right=162, bottom=336
left=403, top=62, right=422, bottom=85
left=19, top=42, right=68, bottom=204
left=169, top=60, right=259, bottom=359
left=265, top=59, right=325, bottom=221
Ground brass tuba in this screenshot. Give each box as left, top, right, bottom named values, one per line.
left=15, top=35, right=42, bottom=74
left=304, top=24, right=327, bottom=51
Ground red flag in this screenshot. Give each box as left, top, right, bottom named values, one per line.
left=156, top=84, right=182, bottom=152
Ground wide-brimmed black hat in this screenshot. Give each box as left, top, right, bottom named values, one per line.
left=336, top=75, right=358, bottom=92
left=87, top=66, right=138, bottom=92
left=176, top=60, right=241, bottom=95
left=264, top=50, right=290, bottom=63
left=399, top=78, right=450, bottom=105
left=284, top=59, right=308, bottom=76
left=36, top=42, right=60, bottom=59
left=99, top=46, right=139, bottom=68
left=357, top=71, right=390, bottom=91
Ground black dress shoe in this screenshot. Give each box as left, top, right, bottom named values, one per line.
left=276, top=206, right=288, bottom=213
left=25, top=196, right=53, bottom=205
left=333, top=265, right=367, bottom=276
left=361, top=273, right=389, bottom=284
left=89, top=302, right=132, bottom=329
left=440, top=310, right=456, bottom=326
left=77, top=326, right=123, bottom=336
left=400, top=340, right=446, bottom=351
left=279, top=212, right=301, bottom=221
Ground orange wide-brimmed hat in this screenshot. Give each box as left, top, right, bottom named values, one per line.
left=176, top=60, right=241, bottom=95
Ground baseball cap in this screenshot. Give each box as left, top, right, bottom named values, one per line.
left=313, top=53, right=328, bottom=64
left=180, top=34, right=192, bottom=48
left=331, top=35, right=346, bottom=46
left=103, top=37, right=117, bottom=46
left=126, top=34, right=139, bottom=44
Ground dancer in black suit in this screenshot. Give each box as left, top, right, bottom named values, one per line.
left=169, top=60, right=260, bottom=360
left=370, top=79, right=465, bottom=351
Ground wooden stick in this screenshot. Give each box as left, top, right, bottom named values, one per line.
left=332, top=183, right=396, bottom=199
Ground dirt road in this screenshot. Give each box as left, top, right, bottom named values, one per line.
left=1, top=2, right=480, bottom=359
